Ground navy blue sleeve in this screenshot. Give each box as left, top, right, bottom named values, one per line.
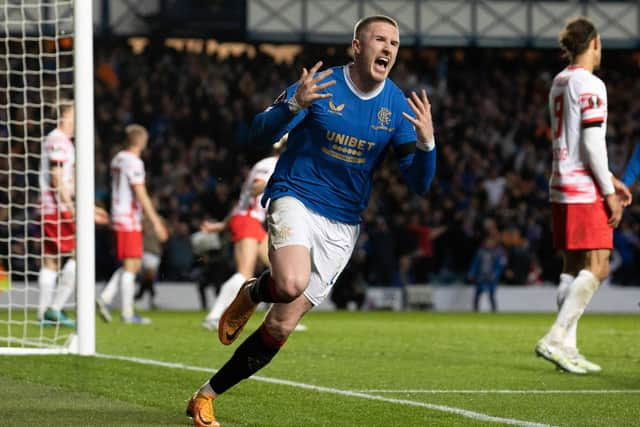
left=396, top=143, right=437, bottom=196
left=249, top=83, right=308, bottom=145
left=622, top=143, right=640, bottom=187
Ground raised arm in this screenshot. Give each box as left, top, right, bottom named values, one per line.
left=397, top=89, right=437, bottom=195
left=249, top=61, right=335, bottom=145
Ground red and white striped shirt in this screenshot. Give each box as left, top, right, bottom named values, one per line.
left=231, top=156, right=278, bottom=223
left=548, top=65, right=608, bottom=203
left=40, top=128, right=74, bottom=215
left=110, top=150, right=145, bottom=231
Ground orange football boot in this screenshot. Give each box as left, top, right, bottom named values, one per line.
left=186, top=393, right=220, bottom=427
left=218, top=278, right=258, bottom=345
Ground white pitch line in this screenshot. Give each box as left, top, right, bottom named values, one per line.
left=94, top=353, right=554, bottom=427
left=360, top=389, right=640, bottom=394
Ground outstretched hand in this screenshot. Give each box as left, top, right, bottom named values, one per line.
left=402, top=89, right=434, bottom=146
left=293, top=61, right=336, bottom=109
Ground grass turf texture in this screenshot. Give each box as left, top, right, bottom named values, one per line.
left=0, top=311, right=638, bottom=426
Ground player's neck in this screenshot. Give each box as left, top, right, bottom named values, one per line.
left=58, top=124, right=73, bottom=138
left=126, top=147, right=141, bottom=157
left=348, top=63, right=383, bottom=93
left=571, top=55, right=594, bottom=73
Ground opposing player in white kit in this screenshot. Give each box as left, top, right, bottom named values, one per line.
left=38, top=100, right=108, bottom=327
left=199, top=138, right=308, bottom=332
left=535, top=17, right=631, bottom=373
left=96, top=124, right=167, bottom=324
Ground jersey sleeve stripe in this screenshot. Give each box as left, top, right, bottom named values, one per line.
left=582, top=117, right=604, bottom=124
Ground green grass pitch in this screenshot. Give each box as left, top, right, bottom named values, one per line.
left=0, top=311, right=638, bottom=426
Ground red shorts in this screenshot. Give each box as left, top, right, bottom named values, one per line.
left=115, top=230, right=143, bottom=260
left=551, top=201, right=613, bottom=250
left=229, top=215, right=267, bottom=243
left=43, top=212, right=75, bottom=255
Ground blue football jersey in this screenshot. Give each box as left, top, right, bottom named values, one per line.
left=261, top=65, right=418, bottom=224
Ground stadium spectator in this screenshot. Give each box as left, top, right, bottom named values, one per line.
left=467, top=235, right=506, bottom=312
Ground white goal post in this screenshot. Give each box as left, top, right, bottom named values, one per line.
left=0, top=0, right=95, bottom=355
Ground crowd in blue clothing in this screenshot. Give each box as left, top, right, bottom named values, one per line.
left=3, top=41, right=640, bottom=289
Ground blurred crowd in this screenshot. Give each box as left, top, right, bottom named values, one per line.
left=3, top=40, right=640, bottom=298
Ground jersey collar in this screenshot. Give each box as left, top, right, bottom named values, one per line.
left=343, top=64, right=385, bottom=100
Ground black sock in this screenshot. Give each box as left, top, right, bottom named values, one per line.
left=249, top=270, right=279, bottom=303
left=209, top=324, right=285, bottom=395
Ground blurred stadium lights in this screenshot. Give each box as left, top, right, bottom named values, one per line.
left=126, top=36, right=303, bottom=63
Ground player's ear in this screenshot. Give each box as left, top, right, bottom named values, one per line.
left=352, top=38, right=361, bottom=55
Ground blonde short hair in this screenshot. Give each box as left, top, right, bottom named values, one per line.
left=57, top=98, right=74, bottom=116
left=125, top=124, right=148, bottom=147
left=353, top=15, right=399, bottom=40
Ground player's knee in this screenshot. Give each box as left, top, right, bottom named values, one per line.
left=274, top=273, right=307, bottom=302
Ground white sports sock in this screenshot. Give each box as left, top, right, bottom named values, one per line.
left=556, top=273, right=574, bottom=308
left=205, top=272, right=246, bottom=322
left=546, top=269, right=599, bottom=345
left=101, top=267, right=122, bottom=304
left=38, top=267, right=57, bottom=319
left=198, top=380, right=216, bottom=398
left=557, top=273, right=578, bottom=349
left=51, top=259, right=76, bottom=311
left=120, top=271, right=136, bottom=318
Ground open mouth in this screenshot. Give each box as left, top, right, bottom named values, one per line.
left=374, top=57, right=389, bottom=71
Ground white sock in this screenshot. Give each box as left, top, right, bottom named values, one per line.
left=120, top=271, right=136, bottom=318
left=101, top=267, right=122, bottom=304
left=206, top=272, right=246, bottom=322
left=557, top=273, right=578, bottom=349
left=38, top=267, right=57, bottom=319
left=51, top=259, right=76, bottom=311
left=546, top=269, right=599, bottom=345
left=556, top=273, right=574, bottom=308
left=198, top=380, right=216, bottom=398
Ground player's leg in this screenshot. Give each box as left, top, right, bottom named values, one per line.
left=97, top=266, right=121, bottom=323
left=218, top=197, right=312, bottom=344
left=188, top=294, right=312, bottom=427
left=42, top=258, right=76, bottom=328
left=488, top=283, right=497, bottom=312
left=49, top=258, right=74, bottom=309
left=137, top=252, right=160, bottom=309
left=558, top=252, right=581, bottom=350
left=120, top=257, right=147, bottom=323
left=557, top=249, right=607, bottom=372
left=202, top=238, right=259, bottom=330
left=100, top=230, right=126, bottom=311
left=473, top=284, right=482, bottom=312
left=38, top=256, right=58, bottom=321
left=41, top=212, right=77, bottom=326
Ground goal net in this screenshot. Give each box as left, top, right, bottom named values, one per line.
left=0, top=0, right=95, bottom=355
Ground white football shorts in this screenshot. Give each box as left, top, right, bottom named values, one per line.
left=142, top=252, right=161, bottom=271
left=266, top=196, right=359, bottom=305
